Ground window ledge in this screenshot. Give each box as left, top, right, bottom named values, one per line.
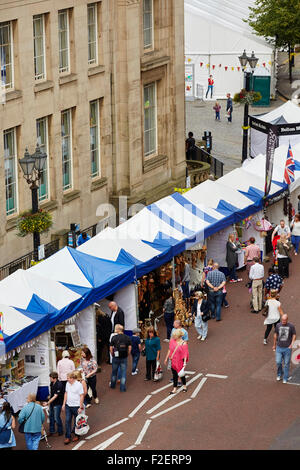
left=59, top=73, right=78, bottom=86
left=6, top=214, right=19, bottom=232
left=34, top=80, right=54, bottom=94
left=141, top=55, right=170, bottom=72
left=88, top=65, right=105, bottom=77
left=62, top=189, right=81, bottom=204
left=39, top=199, right=58, bottom=211
left=4, top=89, right=22, bottom=102
left=91, top=177, right=107, bottom=192
left=143, top=154, right=168, bottom=174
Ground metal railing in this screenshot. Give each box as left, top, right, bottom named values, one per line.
left=188, top=145, right=224, bottom=178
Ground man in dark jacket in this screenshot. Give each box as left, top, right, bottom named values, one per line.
left=95, top=305, right=112, bottom=364
left=108, top=301, right=125, bottom=332
left=226, top=93, right=233, bottom=122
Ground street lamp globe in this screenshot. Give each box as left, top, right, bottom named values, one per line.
left=34, top=143, right=47, bottom=173
left=238, top=50, right=248, bottom=69
left=19, top=148, right=36, bottom=179
left=248, top=51, right=259, bottom=71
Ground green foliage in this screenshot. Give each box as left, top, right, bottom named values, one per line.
left=233, top=89, right=262, bottom=105
left=16, top=210, right=53, bottom=237
left=246, top=0, right=300, bottom=48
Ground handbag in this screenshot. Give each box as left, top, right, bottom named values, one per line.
left=178, top=367, right=186, bottom=378
left=18, top=403, right=36, bottom=434
left=262, top=302, right=269, bottom=317
left=202, top=311, right=211, bottom=322
left=0, top=417, right=11, bottom=445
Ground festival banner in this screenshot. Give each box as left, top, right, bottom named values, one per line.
left=264, top=125, right=279, bottom=197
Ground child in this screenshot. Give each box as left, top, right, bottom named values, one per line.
left=222, top=285, right=229, bottom=308
left=131, top=328, right=142, bottom=375
left=213, top=101, right=221, bottom=121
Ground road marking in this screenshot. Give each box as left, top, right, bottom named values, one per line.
left=93, top=432, right=123, bottom=451
left=206, top=374, right=228, bottom=379
left=185, top=372, right=203, bottom=386
left=126, top=445, right=137, bottom=450
left=129, top=395, right=152, bottom=418
left=151, top=382, right=173, bottom=395
left=150, top=399, right=191, bottom=420
left=184, top=371, right=196, bottom=375
left=190, top=377, right=208, bottom=399
left=135, top=419, right=152, bottom=445
left=72, top=440, right=86, bottom=450
left=146, top=393, right=178, bottom=415
left=85, top=418, right=129, bottom=440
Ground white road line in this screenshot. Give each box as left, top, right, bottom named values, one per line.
left=190, top=377, right=208, bottom=399
left=72, top=440, right=86, bottom=451
left=146, top=393, right=178, bottom=415
left=151, top=382, right=173, bottom=395
left=85, top=418, right=129, bottom=440
left=135, top=419, right=152, bottom=445
left=185, top=372, right=203, bottom=386
left=128, top=395, right=152, bottom=418
left=206, top=374, right=228, bottom=379
left=93, top=432, right=124, bottom=451
left=150, top=399, right=191, bottom=420
left=126, top=445, right=137, bottom=450
left=184, top=371, right=196, bottom=375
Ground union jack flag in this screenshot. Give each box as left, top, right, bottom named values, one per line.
left=284, top=144, right=295, bottom=185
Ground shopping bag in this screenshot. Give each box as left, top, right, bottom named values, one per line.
left=75, top=413, right=90, bottom=436
left=153, top=361, right=163, bottom=381
left=178, top=367, right=185, bottom=378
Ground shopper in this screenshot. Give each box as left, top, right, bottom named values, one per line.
left=244, top=237, right=261, bottom=274
left=163, top=289, right=175, bottom=342
left=57, top=350, right=75, bottom=392
left=62, top=372, right=85, bottom=445
left=109, top=324, right=132, bottom=392
left=205, top=75, right=214, bottom=99
left=273, top=314, right=296, bottom=384
left=191, top=291, right=209, bottom=341
left=181, top=260, right=190, bottom=303
left=143, top=326, right=161, bottom=382
left=171, top=319, right=189, bottom=342
left=272, top=219, right=291, bottom=243
left=131, top=328, right=142, bottom=375
left=81, top=347, right=99, bottom=407
left=95, top=306, right=112, bottom=364
left=276, top=234, right=292, bottom=278
left=47, top=372, right=64, bottom=436
left=249, top=257, right=264, bottom=313
left=226, top=233, right=242, bottom=283
left=213, top=101, right=221, bottom=120
left=222, top=284, right=229, bottom=308
left=226, top=93, right=233, bottom=122
left=164, top=329, right=189, bottom=394
left=263, top=290, right=284, bottom=345
left=264, top=267, right=283, bottom=297
left=291, top=213, right=300, bottom=255
left=201, top=258, right=214, bottom=293
left=0, top=401, right=16, bottom=450
left=73, top=370, right=88, bottom=408
left=77, top=231, right=91, bottom=246
left=18, top=394, right=45, bottom=451
left=108, top=301, right=125, bottom=332
left=206, top=263, right=226, bottom=321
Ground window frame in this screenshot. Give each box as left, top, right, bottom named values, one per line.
left=36, top=116, right=50, bottom=202
left=143, top=82, right=157, bottom=158
left=61, top=109, right=73, bottom=192
left=89, top=99, right=101, bottom=178
left=58, top=9, right=70, bottom=74
left=4, top=127, right=18, bottom=216
left=33, top=14, right=46, bottom=81
left=143, top=0, right=154, bottom=50
left=87, top=3, right=98, bottom=66
left=0, top=21, right=14, bottom=90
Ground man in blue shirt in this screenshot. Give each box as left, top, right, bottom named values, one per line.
left=206, top=263, right=226, bottom=321
left=77, top=231, right=91, bottom=246
left=171, top=319, right=189, bottom=342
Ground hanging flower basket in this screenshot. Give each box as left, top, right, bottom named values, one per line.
left=16, top=210, right=53, bottom=238
left=233, top=89, right=262, bottom=105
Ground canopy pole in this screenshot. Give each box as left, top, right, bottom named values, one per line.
left=172, top=257, right=175, bottom=290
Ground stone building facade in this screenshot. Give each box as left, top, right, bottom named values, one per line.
left=0, top=0, right=186, bottom=266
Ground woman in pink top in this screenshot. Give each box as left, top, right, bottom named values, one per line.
left=164, top=329, right=189, bottom=394
left=244, top=237, right=261, bottom=273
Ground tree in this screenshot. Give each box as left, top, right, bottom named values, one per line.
left=245, top=0, right=300, bottom=83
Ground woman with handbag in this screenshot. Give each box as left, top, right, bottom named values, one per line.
left=276, top=235, right=292, bottom=279
left=191, top=291, right=210, bottom=341
left=164, top=329, right=189, bottom=394
left=263, top=290, right=284, bottom=345
left=81, top=347, right=99, bottom=407
left=0, top=402, right=16, bottom=450
left=18, top=393, right=45, bottom=451
left=143, top=327, right=161, bottom=381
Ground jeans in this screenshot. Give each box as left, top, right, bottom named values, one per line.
left=65, top=405, right=79, bottom=439
left=208, top=290, right=223, bottom=320
left=131, top=352, right=140, bottom=373
left=215, top=111, right=220, bottom=120
left=228, top=265, right=237, bottom=281
left=276, top=346, right=292, bottom=381
left=292, top=235, right=300, bottom=253
left=164, top=312, right=174, bottom=340
left=227, top=110, right=232, bottom=122
left=222, top=293, right=228, bottom=307
left=49, top=404, right=63, bottom=434
left=24, top=432, right=42, bottom=451
left=194, top=315, right=208, bottom=339
left=206, top=85, right=213, bottom=98
left=110, top=357, right=128, bottom=392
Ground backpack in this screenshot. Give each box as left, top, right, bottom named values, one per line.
left=113, top=334, right=129, bottom=358
left=75, top=413, right=90, bottom=436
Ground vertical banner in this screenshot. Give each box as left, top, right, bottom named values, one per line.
left=264, top=125, right=279, bottom=198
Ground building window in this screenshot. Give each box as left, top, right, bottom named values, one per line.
left=61, top=109, right=72, bottom=191
left=90, top=100, right=100, bottom=177
left=143, top=0, right=153, bottom=49
left=36, top=117, right=49, bottom=201
left=0, top=21, right=13, bottom=89
left=4, top=128, right=17, bottom=216
left=144, top=82, right=157, bottom=157
left=58, top=10, right=70, bottom=73
left=87, top=3, right=98, bottom=65
left=33, top=15, right=46, bottom=80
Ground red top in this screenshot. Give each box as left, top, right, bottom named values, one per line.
left=208, top=78, right=214, bottom=85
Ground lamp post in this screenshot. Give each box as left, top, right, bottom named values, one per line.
left=19, top=144, right=47, bottom=260
left=238, top=50, right=259, bottom=163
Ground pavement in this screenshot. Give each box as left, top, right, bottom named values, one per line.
left=14, top=251, right=300, bottom=451
left=276, top=51, right=300, bottom=101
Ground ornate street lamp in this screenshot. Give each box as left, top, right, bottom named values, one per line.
left=19, top=144, right=47, bottom=258
left=238, top=50, right=258, bottom=162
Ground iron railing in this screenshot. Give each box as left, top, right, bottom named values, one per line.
left=188, top=145, right=224, bottom=178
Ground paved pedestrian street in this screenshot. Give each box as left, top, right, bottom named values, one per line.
left=14, top=255, right=300, bottom=451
